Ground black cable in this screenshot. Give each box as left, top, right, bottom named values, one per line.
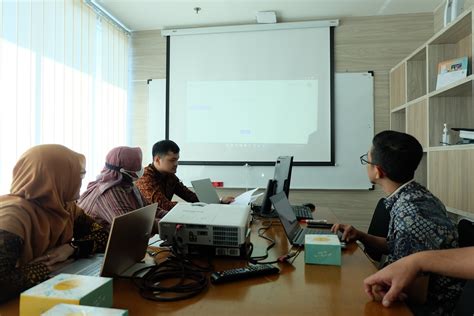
left=132, top=249, right=213, bottom=301
left=132, top=225, right=213, bottom=302
left=247, top=218, right=303, bottom=265
left=248, top=219, right=277, bottom=264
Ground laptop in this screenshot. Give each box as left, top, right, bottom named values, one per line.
left=270, top=192, right=332, bottom=247
left=191, top=178, right=221, bottom=204
left=54, top=203, right=157, bottom=277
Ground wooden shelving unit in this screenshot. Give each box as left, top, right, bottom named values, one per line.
left=389, top=9, right=474, bottom=218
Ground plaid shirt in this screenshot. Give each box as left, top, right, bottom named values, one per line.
left=384, top=181, right=464, bottom=316
left=135, top=164, right=198, bottom=214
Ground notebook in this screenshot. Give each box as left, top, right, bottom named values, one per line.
left=270, top=192, right=330, bottom=247
left=191, top=178, right=221, bottom=204
left=53, top=203, right=157, bottom=278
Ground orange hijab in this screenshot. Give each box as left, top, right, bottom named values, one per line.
left=0, top=144, right=85, bottom=265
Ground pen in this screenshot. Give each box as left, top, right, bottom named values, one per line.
left=303, top=219, right=328, bottom=224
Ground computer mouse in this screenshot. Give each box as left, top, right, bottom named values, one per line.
left=302, top=203, right=315, bottom=211
left=336, top=230, right=344, bottom=242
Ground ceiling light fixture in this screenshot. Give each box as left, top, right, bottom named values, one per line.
left=194, top=7, right=201, bottom=14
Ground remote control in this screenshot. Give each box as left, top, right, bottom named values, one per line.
left=306, top=222, right=333, bottom=229
left=210, top=264, right=280, bottom=284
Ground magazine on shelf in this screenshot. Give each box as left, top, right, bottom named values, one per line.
left=436, top=56, right=468, bottom=90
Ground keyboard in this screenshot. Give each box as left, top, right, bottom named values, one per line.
left=251, top=203, right=313, bottom=220
left=77, top=260, right=102, bottom=276
left=292, top=205, right=313, bottom=220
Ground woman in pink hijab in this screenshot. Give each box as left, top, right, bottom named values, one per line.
left=78, top=146, right=149, bottom=231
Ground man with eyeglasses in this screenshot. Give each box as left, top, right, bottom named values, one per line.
left=332, top=130, right=463, bottom=316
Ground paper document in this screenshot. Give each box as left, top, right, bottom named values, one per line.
left=148, top=234, right=163, bottom=246
left=231, top=188, right=262, bottom=205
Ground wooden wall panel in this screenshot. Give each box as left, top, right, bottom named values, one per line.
left=129, top=31, right=166, bottom=147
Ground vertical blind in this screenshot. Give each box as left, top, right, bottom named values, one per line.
left=0, top=0, right=129, bottom=194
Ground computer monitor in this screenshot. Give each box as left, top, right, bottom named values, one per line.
left=273, top=156, right=293, bottom=198
left=259, top=156, right=293, bottom=216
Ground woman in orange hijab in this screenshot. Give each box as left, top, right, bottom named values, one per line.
left=0, top=144, right=108, bottom=302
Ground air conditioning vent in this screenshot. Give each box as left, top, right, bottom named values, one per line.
left=213, top=226, right=239, bottom=246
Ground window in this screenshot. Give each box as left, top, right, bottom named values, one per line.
left=0, top=0, right=129, bottom=193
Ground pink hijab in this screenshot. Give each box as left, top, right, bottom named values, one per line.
left=79, top=146, right=143, bottom=204
left=94, top=146, right=142, bottom=193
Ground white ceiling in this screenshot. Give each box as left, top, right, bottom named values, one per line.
left=96, top=0, right=444, bottom=32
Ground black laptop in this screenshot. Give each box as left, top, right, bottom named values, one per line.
left=270, top=192, right=330, bottom=246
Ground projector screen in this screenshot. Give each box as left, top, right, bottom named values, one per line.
left=167, top=24, right=334, bottom=165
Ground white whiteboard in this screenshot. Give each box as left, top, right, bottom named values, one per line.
left=146, top=72, right=373, bottom=189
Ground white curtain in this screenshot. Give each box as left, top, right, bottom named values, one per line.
left=0, top=0, right=129, bottom=194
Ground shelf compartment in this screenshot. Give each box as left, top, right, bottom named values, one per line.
left=428, top=78, right=474, bottom=147
left=390, top=63, right=406, bottom=110
left=407, top=46, right=427, bottom=102
left=429, top=75, right=474, bottom=97
left=390, top=108, right=406, bottom=133
left=406, top=99, right=428, bottom=148
left=427, top=11, right=472, bottom=93
left=429, top=149, right=474, bottom=214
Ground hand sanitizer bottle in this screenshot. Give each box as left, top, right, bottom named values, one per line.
left=442, top=123, right=450, bottom=145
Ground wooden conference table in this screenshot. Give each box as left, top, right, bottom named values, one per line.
left=0, top=207, right=411, bottom=316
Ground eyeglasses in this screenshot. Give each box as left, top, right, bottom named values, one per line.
left=360, top=153, right=376, bottom=166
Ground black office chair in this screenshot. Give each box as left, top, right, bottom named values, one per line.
left=457, top=218, right=474, bottom=247
left=364, top=198, right=390, bottom=262
left=454, top=218, right=474, bottom=315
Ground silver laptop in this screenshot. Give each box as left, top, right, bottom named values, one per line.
left=54, top=203, right=157, bottom=277
left=270, top=192, right=330, bottom=247
left=191, top=178, right=220, bottom=204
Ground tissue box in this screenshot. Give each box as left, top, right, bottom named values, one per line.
left=20, top=273, right=113, bottom=315
left=304, top=234, right=341, bottom=266
left=42, top=303, right=127, bottom=315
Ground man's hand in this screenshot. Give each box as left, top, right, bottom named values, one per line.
left=331, top=223, right=360, bottom=242
left=363, top=255, right=419, bottom=307
left=220, top=196, right=235, bottom=204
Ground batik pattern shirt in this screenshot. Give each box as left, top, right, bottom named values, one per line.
left=384, top=181, right=464, bottom=316
left=0, top=213, right=108, bottom=303
left=135, top=164, right=199, bottom=213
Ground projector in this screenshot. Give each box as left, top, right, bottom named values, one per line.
left=159, top=203, right=251, bottom=257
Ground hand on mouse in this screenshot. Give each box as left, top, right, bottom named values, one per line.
left=331, top=223, right=361, bottom=243
left=220, top=196, right=235, bottom=204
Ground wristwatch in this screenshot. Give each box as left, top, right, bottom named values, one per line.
left=69, top=241, right=79, bottom=258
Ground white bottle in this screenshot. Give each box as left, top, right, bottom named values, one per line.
left=442, top=123, right=450, bottom=145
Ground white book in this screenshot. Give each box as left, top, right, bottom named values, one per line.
left=459, top=130, right=474, bottom=140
